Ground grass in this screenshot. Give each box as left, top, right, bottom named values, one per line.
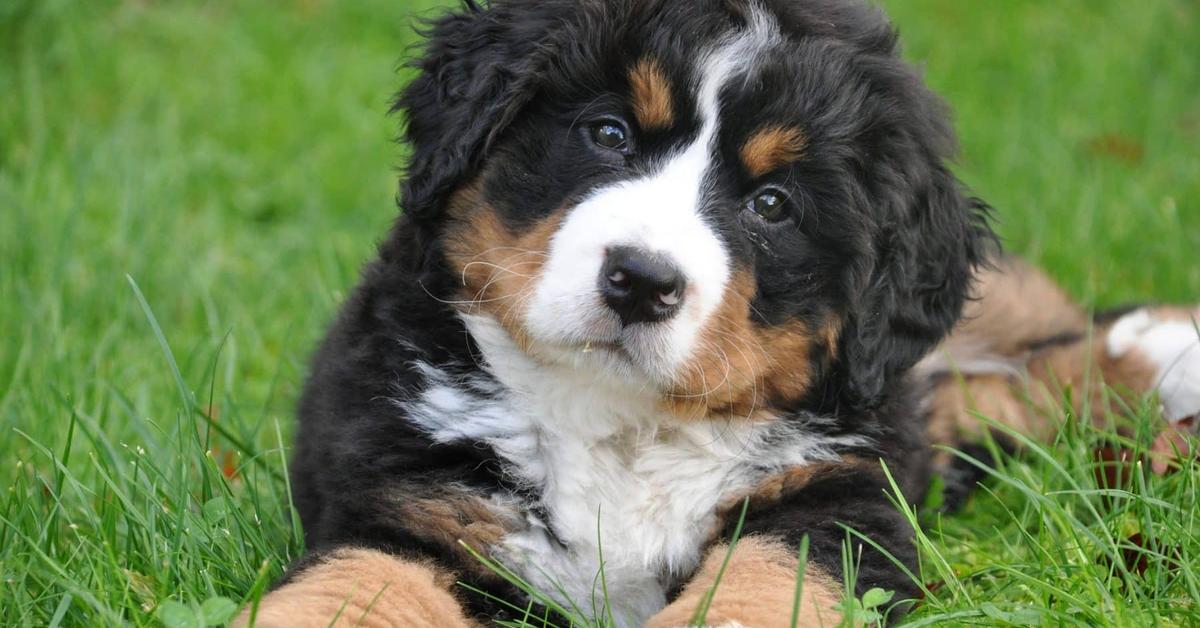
left=1, top=0, right=1197, bottom=625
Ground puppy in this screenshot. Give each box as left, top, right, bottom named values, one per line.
left=241, top=1, right=1200, bottom=625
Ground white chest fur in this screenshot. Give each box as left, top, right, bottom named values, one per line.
left=401, top=314, right=865, bottom=625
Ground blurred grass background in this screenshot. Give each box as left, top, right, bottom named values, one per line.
left=1, top=0, right=1197, bottom=625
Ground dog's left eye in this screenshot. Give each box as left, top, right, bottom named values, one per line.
left=589, top=119, right=630, bottom=152
left=746, top=189, right=789, bottom=222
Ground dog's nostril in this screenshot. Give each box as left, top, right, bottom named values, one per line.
left=599, top=246, right=687, bottom=326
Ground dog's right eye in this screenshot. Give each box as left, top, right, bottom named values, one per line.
left=589, top=119, right=630, bottom=153
left=745, top=188, right=790, bottom=222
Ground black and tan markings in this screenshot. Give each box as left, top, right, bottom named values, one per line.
left=279, top=0, right=1003, bottom=625
left=442, top=181, right=564, bottom=351
left=740, top=125, right=807, bottom=178
left=667, top=270, right=841, bottom=419
left=663, top=119, right=829, bottom=420
left=629, top=56, right=676, bottom=131
left=655, top=452, right=926, bottom=620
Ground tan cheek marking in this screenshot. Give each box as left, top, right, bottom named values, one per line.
left=667, top=271, right=833, bottom=420
left=443, top=183, right=564, bottom=349
left=646, top=537, right=843, bottom=628
left=740, top=126, right=807, bottom=178
left=629, top=57, right=675, bottom=130
left=665, top=271, right=772, bottom=419
left=233, top=548, right=477, bottom=628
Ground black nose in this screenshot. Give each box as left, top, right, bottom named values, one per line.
left=600, top=246, right=687, bottom=325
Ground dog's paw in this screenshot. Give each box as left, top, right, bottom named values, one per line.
left=1107, top=307, right=1200, bottom=422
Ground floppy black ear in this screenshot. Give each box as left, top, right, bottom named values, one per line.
left=394, top=0, right=560, bottom=219
left=840, top=166, right=994, bottom=409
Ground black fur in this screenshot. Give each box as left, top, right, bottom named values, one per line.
left=288, top=0, right=996, bottom=621
left=725, top=463, right=922, bottom=604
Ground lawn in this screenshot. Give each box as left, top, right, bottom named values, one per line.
left=1, top=0, right=1197, bottom=625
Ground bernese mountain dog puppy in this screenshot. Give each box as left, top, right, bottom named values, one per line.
left=241, top=0, right=1200, bottom=625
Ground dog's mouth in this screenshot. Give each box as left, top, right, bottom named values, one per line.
left=548, top=327, right=647, bottom=362
left=578, top=339, right=622, bottom=355
left=536, top=301, right=673, bottom=362
left=526, top=319, right=684, bottom=385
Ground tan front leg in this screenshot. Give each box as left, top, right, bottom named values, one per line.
left=234, top=548, right=475, bottom=628
left=647, top=537, right=843, bottom=628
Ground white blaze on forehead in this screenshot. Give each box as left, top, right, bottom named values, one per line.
left=523, top=12, right=782, bottom=383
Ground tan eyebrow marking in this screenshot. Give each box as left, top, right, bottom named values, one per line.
left=740, top=125, right=808, bottom=178
left=628, top=57, right=675, bottom=130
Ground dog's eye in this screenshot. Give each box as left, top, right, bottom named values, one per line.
left=589, top=119, right=630, bottom=152
left=746, top=189, right=789, bottom=222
